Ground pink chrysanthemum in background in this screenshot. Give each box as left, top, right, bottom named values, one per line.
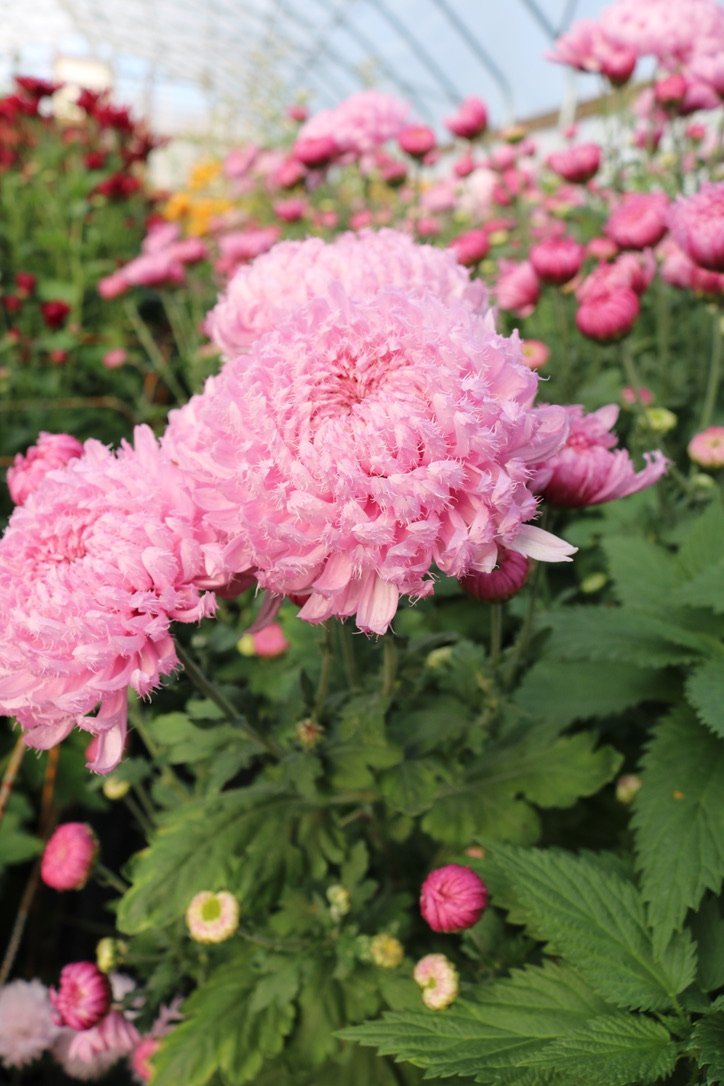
left=205, top=229, right=489, bottom=358
left=413, top=954, right=460, bottom=1010
left=669, top=183, right=724, bottom=272
left=53, top=1010, right=140, bottom=1081
left=547, top=142, right=601, bottom=184
left=420, top=864, right=488, bottom=932
left=495, top=260, right=541, bottom=317
left=605, top=191, right=669, bottom=250
left=166, top=288, right=574, bottom=635
left=41, top=822, right=98, bottom=890
left=530, top=236, right=585, bottom=285
left=237, top=623, right=290, bottom=659
left=688, top=426, right=724, bottom=467
left=548, top=19, right=636, bottom=84
left=0, top=426, right=217, bottom=774
left=51, top=963, right=112, bottom=1031
left=295, top=90, right=411, bottom=160
left=7, top=431, right=83, bottom=505
left=575, top=286, right=640, bottom=342
left=98, top=223, right=206, bottom=298
left=0, top=979, right=60, bottom=1069
left=600, top=0, right=723, bottom=63
left=445, top=96, right=488, bottom=140
left=534, top=404, right=668, bottom=506
left=520, top=339, right=550, bottom=371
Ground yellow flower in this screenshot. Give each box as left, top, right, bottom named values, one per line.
left=188, top=160, right=222, bottom=191
left=370, top=933, right=404, bottom=969
left=163, top=192, right=192, bottom=221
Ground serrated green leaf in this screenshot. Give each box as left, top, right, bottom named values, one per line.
left=677, top=500, right=724, bottom=583
left=422, top=782, right=540, bottom=847
left=329, top=693, right=401, bottom=790
left=691, top=1012, right=724, bottom=1085
left=117, top=786, right=302, bottom=933
left=515, top=660, right=659, bottom=726
left=483, top=844, right=695, bottom=1010
left=505, top=732, right=622, bottom=808
left=341, top=962, right=612, bottom=1083
left=603, top=536, right=680, bottom=611
left=544, top=607, right=712, bottom=666
left=380, top=758, right=446, bottom=816
left=522, top=1013, right=678, bottom=1085
left=152, top=951, right=296, bottom=1086
left=691, top=898, right=724, bottom=993
left=633, top=708, right=724, bottom=954
left=686, top=660, right=724, bottom=739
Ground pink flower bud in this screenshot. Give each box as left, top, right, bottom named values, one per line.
left=688, top=426, right=724, bottom=468
left=576, top=286, right=640, bottom=342
left=41, top=822, right=98, bottom=890
left=102, top=348, right=127, bottom=370
left=51, top=963, right=111, bottom=1031
left=520, top=339, right=550, bottom=370
left=460, top=548, right=530, bottom=602
left=444, top=96, right=488, bottom=140
left=530, top=237, right=585, bottom=285
left=547, top=142, right=601, bottom=183
left=448, top=228, right=489, bottom=266
left=293, top=135, right=338, bottom=168
left=420, top=864, right=488, bottom=932
left=397, top=125, right=437, bottom=159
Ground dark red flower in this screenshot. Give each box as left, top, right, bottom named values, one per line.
left=40, top=300, right=71, bottom=330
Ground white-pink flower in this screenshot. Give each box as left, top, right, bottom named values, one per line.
left=0, top=979, right=60, bottom=1069
left=206, top=229, right=489, bottom=359
left=295, top=90, right=411, bottom=159
left=0, top=426, right=216, bottom=774
left=164, top=286, right=574, bottom=635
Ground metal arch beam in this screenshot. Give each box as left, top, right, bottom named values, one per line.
left=274, top=0, right=369, bottom=99
left=428, top=0, right=516, bottom=122
left=556, top=0, right=580, bottom=36
left=362, top=0, right=462, bottom=106
left=516, top=0, right=558, bottom=42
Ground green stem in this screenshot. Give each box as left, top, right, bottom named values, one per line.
left=381, top=636, right=398, bottom=700
left=503, top=560, right=542, bottom=688
left=337, top=622, right=360, bottom=690
left=655, top=276, right=671, bottom=390
left=124, top=299, right=189, bottom=405
left=489, top=603, right=503, bottom=670
left=174, top=642, right=282, bottom=757
left=133, top=781, right=157, bottom=824
left=123, top=792, right=156, bottom=837
left=312, top=626, right=334, bottom=721
left=700, top=308, right=722, bottom=431
left=621, top=339, right=646, bottom=415
left=95, top=862, right=129, bottom=896
left=552, top=290, right=574, bottom=399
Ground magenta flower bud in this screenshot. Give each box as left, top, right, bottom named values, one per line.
left=575, top=287, right=640, bottom=342
left=448, top=228, right=489, bottom=267
left=520, top=339, right=550, bottom=371
left=50, top=963, right=111, bottom=1031
left=460, top=548, right=529, bottom=602
left=605, top=192, right=669, bottom=251
left=669, top=183, right=724, bottom=272
left=530, top=237, right=585, bottom=285
left=547, top=142, right=601, bottom=183
left=41, top=823, right=98, bottom=891
left=397, top=124, right=437, bottom=159
left=444, top=96, right=488, bottom=140
left=420, top=864, right=488, bottom=932
left=654, top=72, right=687, bottom=106
left=293, top=135, right=338, bottom=168
left=7, top=432, right=83, bottom=506
left=495, top=260, right=541, bottom=317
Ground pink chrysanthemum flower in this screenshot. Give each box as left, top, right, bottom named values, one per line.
left=669, top=183, right=724, bottom=273
left=0, top=979, right=60, bottom=1069
left=166, top=291, right=574, bottom=635
left=51, top=963, right=112, bottom=1031
left=601, top=0, right=723, bottom=63
left=7, top=432, right=83, bottom=506
left=420, top=864, right=488, bottom=932
left=688, top=426, right=724, bottom=468
left=295, top=90, right=411, bottom=159
left=41, top=822, right=98, bottom=891
left=0, top=426, right=217, bottom=774
left=535, top=404, right=668, bottom=506
left=186, top=890, right=240, bottom=943
left=413, top=954, right=460, bottom=1010
left=53, top=1011, right=140, bottom=1081
left=205, top=229, right=489, bottom=358
left=605, top=191, right=670, bottom=250
left=495, top=260, right=540, bottom=317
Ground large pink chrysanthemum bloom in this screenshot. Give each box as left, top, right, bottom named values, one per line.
left=669, top=183, right=724, bottom=273
left=7, top=432, right=83, bottom=506
left=601, top=0, right=723, bottom=63
left=534, top=404, right=668, bottom=506
left=164, top=288, right=574, bottom=635
left=295, top=90, right=411, bottom=160
left=206, top=229, right=489, bottom=358
left=0, top=426, right=217, bottom=774
left=548, top=18, right=636, bottom=84
left=0, top=979, right=60, bottom=1069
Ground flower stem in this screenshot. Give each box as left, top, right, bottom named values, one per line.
left=489, top=603, right=503, bottom=670
left=0, top=861, right=41, bottom=986
left=503, top=560, right=542, bottom=688
left=381, top=636, right=398, bottom=700
left=124, top=298, right=189, bottom=405
left=700, top=307, right=722, bottom=432
left=175, top=642, right=282, bottom=757
left=312, top=626, right=334, bottom=721
left=337, top=621, right=360, bottom=690
left=621, top=339, right=646, bottom=414
left=96, top=862, right=129, bottom=896
left=0, top=735, right=25, bottom=828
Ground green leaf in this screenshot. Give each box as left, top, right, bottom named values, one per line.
left=673, top=557, right=724, bottom=614
left=691, top=898, right=724, bottom=993
left=328, top=694, right=401, bottom=790
left=380, top=758, right=447, bottom=816
left=340, top=962, right=612, bottom=1083
left=152, top=951, right=296, bottom=1086
left=483, top=844, right=695, bottom=1010
left=117, top=786, right=302, bottom=933
left=691, top=1012, right=724, bottom=1085
left=544, top=607, right=711, bottom=667
left=603, top=536, right=680, bottom=611
left=633, top=708, right=724, bottom=954
left=503, top=732, right=622, bottom=809
left=515, top=660, right=660, bottom=726
left=522, top=1013, right=678, bottom=1085
left=677, top=500, right=724, bottom=583
left=686, top=659, right=724, bottom=739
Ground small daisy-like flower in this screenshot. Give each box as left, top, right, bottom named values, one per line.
left=41, top=823, right=98, bottom=891
left=370, top=933, right=404, bottom=969
left=326, top=884, right=351, bottom=922
left=185, top=890, right=240, bottom=944
left=413, top=954, right=460, bottom=1010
